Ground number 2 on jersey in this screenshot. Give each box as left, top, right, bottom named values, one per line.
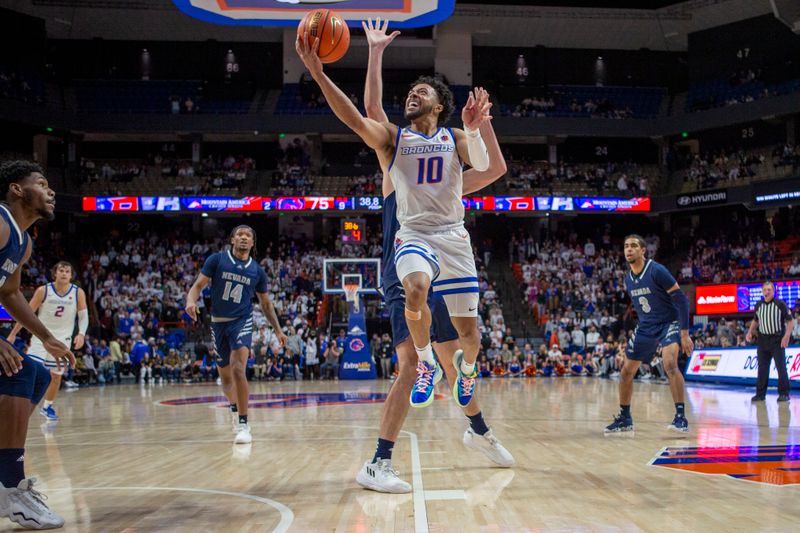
left=222, top=281, right=244, bottom=304
left=416, top=156, right=443, bottom=184
left=54, top=305, right=65, bottom=317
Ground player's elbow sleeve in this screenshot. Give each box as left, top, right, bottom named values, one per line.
left=465, top=128, right=490, bottom=171
left=670, top=290, right=690, bottom=330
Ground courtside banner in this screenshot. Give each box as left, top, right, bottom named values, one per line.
left=685, top=347, right=800, bottom=388
left=172, top=0, right=455, bottom=28
left=695, top=280, right=800, bottom=315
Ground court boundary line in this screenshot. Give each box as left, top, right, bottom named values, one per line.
left=47, top=486, right=294, bottom=532
left=400, top=429, right=429, bottom=533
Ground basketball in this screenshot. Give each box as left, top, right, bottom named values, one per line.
left=297, top=9, right=350, bottom=64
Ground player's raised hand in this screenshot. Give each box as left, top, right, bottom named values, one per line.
left=44, top=337, right=75, bottom=372
left=185, top=302, right=198, bottom=322
left=462, top=87, right=493, bottom=131
left=296, top=31, right=323, bottom=77
left=0, top=340, right=23, bottom=376
left=362, top=17, right=400, bottom=52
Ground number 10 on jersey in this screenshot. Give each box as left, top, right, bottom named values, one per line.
left=416, top=156, right=443, bottom=184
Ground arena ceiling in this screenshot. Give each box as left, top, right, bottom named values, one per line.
left=4, top=0, right=775, bottom=50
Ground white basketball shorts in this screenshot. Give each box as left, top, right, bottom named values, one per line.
left=394, top=225, right=479, bottom=317
left=28, top=336, right=73, bottom=375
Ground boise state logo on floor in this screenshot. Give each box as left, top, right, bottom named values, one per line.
left=161, top=392, right=445, bottom=409
left=650, top=445, right=800, bottom=485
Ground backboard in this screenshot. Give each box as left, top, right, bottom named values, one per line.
left=323, top=258, right=381, bottom=295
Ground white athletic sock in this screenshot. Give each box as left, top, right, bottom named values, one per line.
left=460, top=359, right=476, bottom=376
left=43, top=400, right=53, bottom=409
left=415, top=344, right=435, bottom=365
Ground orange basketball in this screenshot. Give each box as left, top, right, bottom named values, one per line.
left=297, top=9, right=350, bottom=64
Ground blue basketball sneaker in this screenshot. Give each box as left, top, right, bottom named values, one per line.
left=410, top=360, right=439, bottom=408
left=604, top=413, right=633, bottom=435
left=667, top=414, right=689, bottom=433
left=39, top=405, right=59, bottom=421
left=453, top=350, right=478, bottom=408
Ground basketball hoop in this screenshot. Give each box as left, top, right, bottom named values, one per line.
left=344, top=283, right=361, bottom=313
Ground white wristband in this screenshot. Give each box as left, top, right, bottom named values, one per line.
left=463, top=125, right=489, bottom=171
left=78, top=309, right=89, bottom=335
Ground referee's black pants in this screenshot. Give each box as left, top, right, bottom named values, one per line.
left=756, top=336, right=790, bottom=397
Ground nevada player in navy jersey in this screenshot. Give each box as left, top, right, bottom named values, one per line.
left=185, top=226, right=286, bottom=445
left=355, top=20, right=513, bottom=495
left=0, top=161, right=75, bottom=530
left=605, top=234, right=694, bottom=435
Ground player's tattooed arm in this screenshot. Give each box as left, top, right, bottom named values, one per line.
left=6, top=285, right=45, bottom=342
left=257, top=292, right=287, bottom=347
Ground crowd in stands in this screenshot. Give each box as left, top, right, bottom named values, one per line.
left=271, top=138, right=313, bottom=195
left=679, top=147, right=765, bottom=190
left=0, top=67, right=42, bottom=105
left=678, top=232, right=800, bottom=284
left=505, top=158, right=651, bottom=195
left=508, top=95, right=635, bottom=120
left=772, top=143, right=800, bottom=172
left=79, top=149, right=256, bottom=193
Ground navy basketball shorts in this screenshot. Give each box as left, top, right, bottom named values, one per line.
left=211, top=316, right=254, bottom=368
left=386, top=282, right=459, bottom=349
left=0, top=339, right=52, bottom=404
left=626, top=321, right=681, bottom=363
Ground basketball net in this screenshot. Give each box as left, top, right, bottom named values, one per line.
left=344, top=283, right=360, bottom=313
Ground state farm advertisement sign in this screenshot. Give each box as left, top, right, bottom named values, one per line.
left=686, top=347, right=800, bottom=387
left=695, top=284, right=738, bottom=315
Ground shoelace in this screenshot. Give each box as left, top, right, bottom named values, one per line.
left=414, top=362, right=434, bottom=393
left=460, top=376, right=476, bottom=397
left=376, top=459, right=400, bottom=477
left=18, top=479, right=49, bottom=513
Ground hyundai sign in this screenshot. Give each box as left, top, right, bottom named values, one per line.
left=685, top=347, right=800, bottom=388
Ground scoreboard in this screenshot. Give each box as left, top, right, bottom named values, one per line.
left=341, top=219, right=365, bottom=244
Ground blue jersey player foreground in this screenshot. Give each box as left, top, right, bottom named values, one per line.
left=0, top=161, right=75, bottom=530
left=354, top=19, right=513, bottom=495
left=604, top=234, right=694, bottom=435
left=185, top=226, right=287, bottom=445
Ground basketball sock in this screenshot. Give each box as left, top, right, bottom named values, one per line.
left=460, top=359, right=476, bottom=376
left=675, top=403, right=685, bottom=417
left=467, top=412, right=490, bottom=436
left=238, top=415, right=248, bottom=425
left=43, top=400, right=53, bottom=409
left=620, top=405, right=631, bottom=417
left=0, top=448, right=25, bottom=488
left=372, top=438, right=394, bottom=463
left=415, top=344, right=435, bottom=365
left=229, top=403, right=238, bottom=413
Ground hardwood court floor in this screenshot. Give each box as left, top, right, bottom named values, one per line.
left=6, top=376, right=800, bottom=532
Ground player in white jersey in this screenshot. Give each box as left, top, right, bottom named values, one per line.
left=297, top=31, right=493, bottom=409
left=8, top=261, right=88, bottom=421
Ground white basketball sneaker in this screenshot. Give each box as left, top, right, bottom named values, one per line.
left=356, top=460, right=412, bottom=494
left=0, top=478, right=64, bottom=530
left=463, top=428, right=515, bottom=467
left=234, top=423, right=252, bottom=444
left=231, top=412, right=239, bottom=433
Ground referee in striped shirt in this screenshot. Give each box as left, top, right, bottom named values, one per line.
left=746, top=281, right=795, bottom=402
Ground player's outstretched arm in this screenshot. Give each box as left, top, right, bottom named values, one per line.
left=296, top=32, right=396, bottom=152
left=363, top=17, right=399, bottom=123
left=463, top=90, right=506, bottom=195
left=452, top=88, right=493, bottom=171
left=6, top=285, right=45, bottom=342
left=185, top=273, right=210, bottom=322
left=0, top=241, right=75, bottom=369
left=257, top=292, right=287, bottom=347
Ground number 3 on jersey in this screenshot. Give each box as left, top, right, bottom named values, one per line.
left=638, top=296, right=651, bottom=313
left=222, top=281, right=244, bottom=304
left=416, top=156, right=443, bottom=184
